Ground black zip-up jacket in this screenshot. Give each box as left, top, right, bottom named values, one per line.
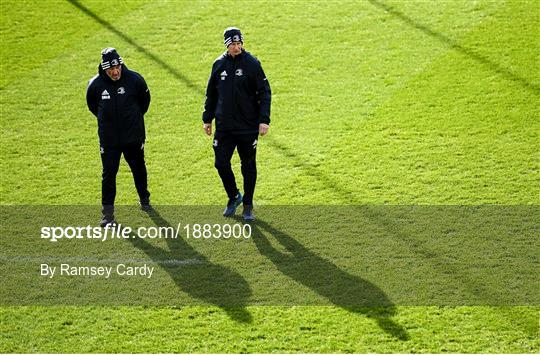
left=86, top=64, right=150, bottom=147
left=203, top=49, right=271, bottom=133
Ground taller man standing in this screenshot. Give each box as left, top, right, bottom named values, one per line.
left=86, top=48, right=151, bottom=226
left=202, top=27, right=272, bottom=221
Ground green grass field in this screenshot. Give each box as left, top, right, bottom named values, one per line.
left=1, top=0, right=539, bottom=353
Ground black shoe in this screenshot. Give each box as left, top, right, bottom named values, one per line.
left=242, top=204, right=255, bottom=221
left=139, top=199, right=152, bottom=212
left=223, top=192, right=243, bottom=217
left=100, top=214, right=116, bottom=228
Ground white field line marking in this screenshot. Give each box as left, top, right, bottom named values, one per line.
left=0, top=255, right=203, bottom=265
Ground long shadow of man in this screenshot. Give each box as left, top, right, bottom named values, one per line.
left=127, top=207, right=252, bottom=323
left=247, top=217, right=409, bottom=340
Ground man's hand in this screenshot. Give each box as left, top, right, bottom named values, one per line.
left=259, top=123, right=270, bottom=136
left=203, top=123, right=212, bottom=136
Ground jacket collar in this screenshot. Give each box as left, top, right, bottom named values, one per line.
left=98, top=64, right=127, bottom=83
left=225, top=48, right=246, bottom=60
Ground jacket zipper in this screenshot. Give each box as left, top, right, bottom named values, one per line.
left=112, top=81, right=119, bottom=143
left=232, top=58, right=236, bottom=116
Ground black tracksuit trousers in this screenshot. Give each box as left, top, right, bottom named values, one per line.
left=101, top=142, right=150, bottom=215
left=213, top=131, right=258, bottom=206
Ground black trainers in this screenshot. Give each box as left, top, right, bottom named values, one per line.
left=242, top=204, right=255, bottom=221
left=223, top=192, right=243, bottom=217
left=100, top=214, right=116, bottom=228
left=140, top=199, right=152, bottom=212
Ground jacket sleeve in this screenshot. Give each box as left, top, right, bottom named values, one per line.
left=86, top=79, right=98, bottom=117
left=255, top=62, right=271, bottom=125
left=202, top=63, right=218, bottom=123
left=137, top=75, right=151, bottom=114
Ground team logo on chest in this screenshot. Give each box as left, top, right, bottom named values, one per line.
left=117, top=87, right=126, bottom=95
left=101, top=90, right=110, bottom=100
left=235, top=68, right=243, bottom=76
left=220, top=70, right=227, bottom=81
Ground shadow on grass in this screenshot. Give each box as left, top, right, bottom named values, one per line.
left=368, top=0, right=539, bottom=94
left=127, top=207, right=253, bottom=323
left=67, top=0, right=204, bottom=95
left=244, top=217, right=409, bottom=340
left=268, top=134, right=525, bottom=307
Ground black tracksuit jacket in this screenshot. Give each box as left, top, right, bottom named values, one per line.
left=86, top=64, right=150, bottom=147
left=202, top=49, right=271, bottom=133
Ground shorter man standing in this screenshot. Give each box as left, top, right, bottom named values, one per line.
left=202, top=27, right=272, bottom=221
left=86, top=48, right=151, bottom=226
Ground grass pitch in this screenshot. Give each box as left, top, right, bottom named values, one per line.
left=1, top=0, right=538, bottom=352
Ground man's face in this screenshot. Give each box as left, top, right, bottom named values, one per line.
left=227, top=41, right=243, bottom=57
left=105, top=65, right=122, bottom=81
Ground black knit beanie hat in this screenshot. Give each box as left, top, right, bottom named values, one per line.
left=223, top=27, right=243, bottom=47
left=101, top=47, right=123, bottom=70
